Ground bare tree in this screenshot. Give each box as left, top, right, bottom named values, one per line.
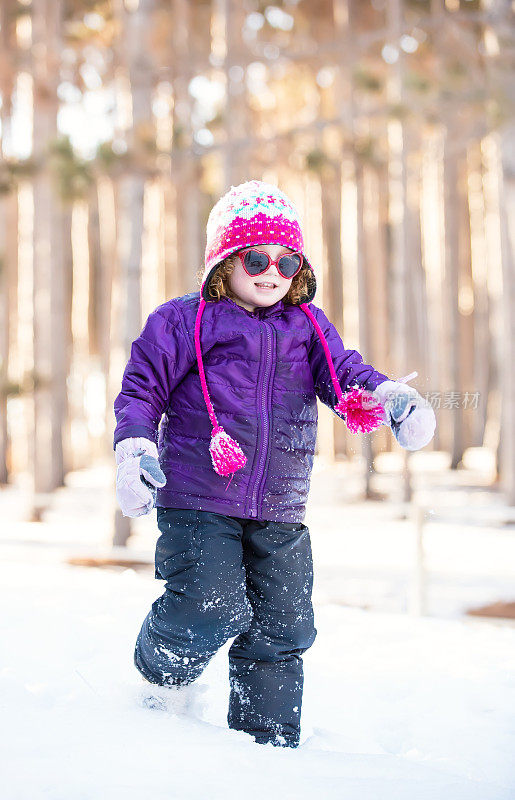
left=31, top=0, right=68, bottom=514
left=111, top=0, right=158, bottom=545
left=0, top=0, right=17, bottom=485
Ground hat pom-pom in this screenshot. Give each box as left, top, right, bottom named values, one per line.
left=209, top=425, right=247, bottom=476
left=335, top=388, right=385, bottom=433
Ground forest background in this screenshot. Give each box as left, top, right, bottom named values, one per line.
left=0, top=0, right=514, bottom=549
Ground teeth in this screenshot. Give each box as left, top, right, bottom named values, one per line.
left=256, top=282, right=275, bottom=288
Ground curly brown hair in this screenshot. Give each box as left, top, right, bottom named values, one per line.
left=196, top=252, right=315, bottom=306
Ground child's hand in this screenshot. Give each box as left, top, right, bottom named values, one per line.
left=372, top=379, right=436, bottom=451
left=115, top=437, right=166, bottom=517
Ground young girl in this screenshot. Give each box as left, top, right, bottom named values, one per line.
left=113, top=180, right=435, bottom=748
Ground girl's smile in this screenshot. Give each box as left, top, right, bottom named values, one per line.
left=254, top=280, right=278, bottom=289
left=227, top=244, right=294, bottom=312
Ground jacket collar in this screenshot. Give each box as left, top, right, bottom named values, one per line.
left=220, top=296, right=286, bottom=319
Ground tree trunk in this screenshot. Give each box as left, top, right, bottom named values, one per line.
left=0, top=0, right=17, bottom=484
left=171, top=0, right=202, bottom=296
left=468, top=142, right=491, bottom=447
left=321, top=159, right=346, bottom=461
left=442, top=134, right=463, bottom=469
left=499, top=125, right=515, bottom=504
left=221, top=0, right=250, bottom=187
left=31, top=0, right=66, bottom=511
left=111, top=0, right=157, bottom=546
left=458, top=153, right=474, bottom=456
left=386, top=0, right=412, bottom=502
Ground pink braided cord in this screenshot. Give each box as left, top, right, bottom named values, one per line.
left=300, top=303, right=344, bottom=403
left=194, top=297, right=218, bottom=430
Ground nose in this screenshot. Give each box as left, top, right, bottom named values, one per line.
left=262, top=263, right=280, bottom=278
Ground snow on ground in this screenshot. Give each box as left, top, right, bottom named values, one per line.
left=1, top=453, right=515, bottom=799
left=1, top=559, right=514, bottom=800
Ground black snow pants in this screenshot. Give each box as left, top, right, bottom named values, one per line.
left=134, top=507, right=317, bottom=748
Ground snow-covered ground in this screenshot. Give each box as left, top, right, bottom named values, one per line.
left=1, top=452, right=514, bottom=799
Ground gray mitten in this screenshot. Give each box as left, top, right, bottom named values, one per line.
left=115, top=437, right=166, bottom=517
left=372, top=377, right=436, bottom=451
left=139, top=453, right=166, bottom=506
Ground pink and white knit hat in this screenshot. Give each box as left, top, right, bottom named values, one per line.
left=192, top=180, right=386, bottom=485
left=201, top=179, right=316, bottom=302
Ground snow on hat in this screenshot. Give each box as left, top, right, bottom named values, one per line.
left=201, top=179, right=316, bottom=303
left=193, top=180, right=385, bottom=485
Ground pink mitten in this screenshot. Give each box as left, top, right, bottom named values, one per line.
left=115, top=437, right=166, bottom=518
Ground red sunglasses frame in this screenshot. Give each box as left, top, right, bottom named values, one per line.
left=236, top=247, right=304, bottom=280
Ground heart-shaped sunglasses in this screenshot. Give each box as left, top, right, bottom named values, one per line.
left=236, top=247, right=304, bottom=280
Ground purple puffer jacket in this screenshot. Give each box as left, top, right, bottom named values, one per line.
left=113, top=292, right=388, bottom=522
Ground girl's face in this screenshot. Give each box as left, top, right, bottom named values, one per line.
left=227, top=244, right=295, bottom=312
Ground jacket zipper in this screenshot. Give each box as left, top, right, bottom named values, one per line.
left=247, top=321, right=274, bottom=518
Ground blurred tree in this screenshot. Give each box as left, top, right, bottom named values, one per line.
left=31, top=0, right=70, bottom=514
left=1, top=0, right=515, bottom=540
left=110, top=0, right=159, bottom=545
left=0, top=0, right=18, bottom=485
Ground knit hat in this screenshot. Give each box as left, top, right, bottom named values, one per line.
left=201, top=179, right=316, bottom=303
left=194, top=180, right=385, bottom=484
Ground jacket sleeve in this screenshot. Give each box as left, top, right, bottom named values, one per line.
left=113, top=304, right=194, bottom=449
left=307, top=304, right=389, bottom=414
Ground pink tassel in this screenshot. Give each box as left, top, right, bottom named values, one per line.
left=209, top=425, right=247, bottom=477
left=195, top=300, right=247, bottom=482
left=335, top=388, right=386, bottom=434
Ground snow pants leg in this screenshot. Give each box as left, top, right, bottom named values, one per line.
left=227, top=520, right=317, bottom=748
left=134, top=508, right=253, bottom=686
